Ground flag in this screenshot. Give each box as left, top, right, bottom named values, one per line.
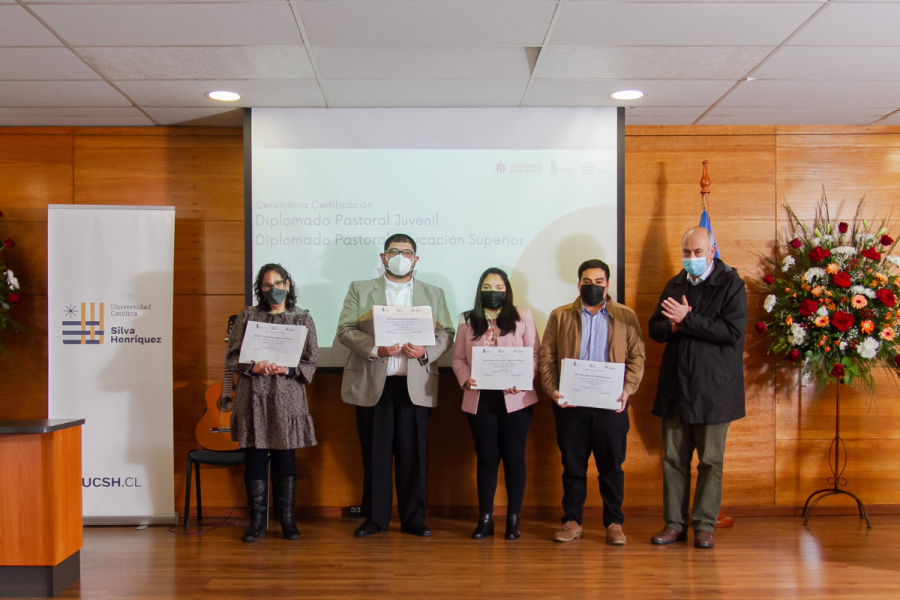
left=699, top=210, right=720, bottom=259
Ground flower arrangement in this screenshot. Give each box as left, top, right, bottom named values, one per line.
left=758, top=197, right=900, bottom=393
left=0, top=209, right=23, bottom=354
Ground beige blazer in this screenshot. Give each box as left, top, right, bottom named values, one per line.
left=337, top=277, right=455, bottom=408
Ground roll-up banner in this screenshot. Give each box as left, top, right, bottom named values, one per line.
left=48, top=205, right=176, bottom=525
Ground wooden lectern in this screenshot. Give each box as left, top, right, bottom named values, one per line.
left=0, top=419, right=84, bottom=598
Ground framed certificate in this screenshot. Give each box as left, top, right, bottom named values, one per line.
left=238, top=322, right=308, bottom=367
left=470, top=346, right=534, bottom=391
left=373, top=305, right=436, bottom=346
left=558, top=358, right=625, bottom=410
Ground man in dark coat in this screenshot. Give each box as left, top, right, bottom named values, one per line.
left=648, top=226, right=747, bottom=549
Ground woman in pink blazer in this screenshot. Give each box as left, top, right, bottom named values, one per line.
left=452, top=268, right=539, bottom=541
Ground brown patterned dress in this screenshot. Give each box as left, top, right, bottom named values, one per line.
left=225, top=305, right=318, bottom=450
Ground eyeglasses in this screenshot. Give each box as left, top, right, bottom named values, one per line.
left=384, top=249, right=416, bottom=259
left=261, top=280, right=287, bottom=292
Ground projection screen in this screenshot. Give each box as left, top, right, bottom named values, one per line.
left=246, top=108, right=624, bottom=367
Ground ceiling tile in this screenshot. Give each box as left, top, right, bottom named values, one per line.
left=535, top=46, right=774, bottom=80
left=551, top=3, right=821, bottom=46
left=30, top=3, right=302, bottom=46
left=701, top=106, right=897, bottom=125
left=0, top=48, right=99, bottom=80
left=877, top=111, right=900, bottom=126
left=624, top=106, right=707, bottom=125
left=523, top=79, right=736, bottom=107
left=143, top=107, right=244, bottom=126
left=321, top=79, right=529, bottom=107
left=754, top=46, right=900, bottom=81
left=720, top=79, right=900, bottom=108
left=298, top=2, right=556, bottom=46
left=0, top=107, right=152, bottom=126
left=78, top=46, right=315, bottom=81
left=0, top=81, right=131, bottom=107
left=313, top=46, right=536, bottom=80
left=0, top=5, right=63, bottom=46
left=114, top=79, right=326, bottom=107
left=790, top=3, right=900, bottom=46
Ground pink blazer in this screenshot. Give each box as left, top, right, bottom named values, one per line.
left=452, top=307, right=540, bottom=414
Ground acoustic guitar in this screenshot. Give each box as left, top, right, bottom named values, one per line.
left=194, top=314, right=240, bottom=451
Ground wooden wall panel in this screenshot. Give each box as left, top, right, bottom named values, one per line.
left=2, top=124, right=899, bottom=515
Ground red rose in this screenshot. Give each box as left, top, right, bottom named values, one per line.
left=763, top=275, right=774, bottom=285
left=755, top=321, right=766, bottom=334
left=832, top=271, right=852, bottom=288
left=787, top=350, right=800, bottom=363
left=881, top=235, right=895, bottom=246
left=877, top=288, right=896, bottom=307
left=3, top=238, right=13, bottom=248
left=895, top=355, right=900, bottom=368
left=838, top=222, right=849, bottom=234
left=809, top=246, right=831, bottom=262
left=831, top=364, right=845, bottom=378
left=861, top=247, right=881, bottom=260
left=790, top=238, right=802, bottom=249
left=8, top=293, right=20, bottom=304
left=832, top=311, right=855, bottom=332
left=798, top=299, right=819, bottom=317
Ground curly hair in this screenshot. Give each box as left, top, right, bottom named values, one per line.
left=254, top=263, right=297, bottom=311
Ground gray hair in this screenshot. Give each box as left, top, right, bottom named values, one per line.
left=681, top=226, right=713, bottom=248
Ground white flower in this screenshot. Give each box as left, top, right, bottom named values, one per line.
left=764, top=295, right=777, bottom=313
left=886, top=255, right=900, bottom=268
left=4, top=269, right=18, bottom=291
left=832, top=246, right=858, bottom=256
left=782, top=256, right=796, bottom=272
left=810, top=237, right=821, bottom=247
left=803, top=267, right=826, bottom=283
left=839, top=341, right=848, bottom=351
left=858, top=337, right=880, bottom=359
left=788, top=323, right=807, bottom=346
left=855, top=233, right=875, bottom=244
left=851, top=285, right=876, bottom=299
left=817, top=305, right=829, bottom=317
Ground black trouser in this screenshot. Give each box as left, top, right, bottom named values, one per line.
left=466, top=390, right=534, bottom=516
left=244, top=447, right=296, bottom=480
left=356, top=376, right=431, bottom=531
left=552, top=402, right=629, bottom=527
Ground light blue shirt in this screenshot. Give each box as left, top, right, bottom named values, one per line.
left=579, top=303, right=610, bottom=362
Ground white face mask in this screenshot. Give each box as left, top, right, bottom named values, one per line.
left=386, top=254, right=413, bottom=277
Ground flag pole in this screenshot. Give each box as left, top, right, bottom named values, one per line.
left=701, top=159, right=734, bottom=529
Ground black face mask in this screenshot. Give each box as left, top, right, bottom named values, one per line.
left=480, top=291, right=506, bottom=310
left=263, top=287, right=287, bottom=307
left=580, top=284, right=606, bottom=307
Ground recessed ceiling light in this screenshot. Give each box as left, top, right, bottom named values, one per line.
left=609, top=89, right=645, bottom=101
left=207, top=90, right=241, bottom=102
left=745, top=77, right=757, bottom=82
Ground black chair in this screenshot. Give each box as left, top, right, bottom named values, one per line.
left=183, top=449, right=249, bottom=530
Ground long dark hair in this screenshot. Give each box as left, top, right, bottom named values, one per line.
left=464, top=268, right=521, bottom=340
left=254, top=263, right=297, bottom=311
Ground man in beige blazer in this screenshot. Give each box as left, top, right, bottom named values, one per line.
left=338, top=233, right=454, bottom=538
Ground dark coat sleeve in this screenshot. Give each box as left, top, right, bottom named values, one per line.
left=649, top=282, right=677, bottom=344
left=678, top=276, right=748, bottom=346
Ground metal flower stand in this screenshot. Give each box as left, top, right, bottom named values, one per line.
left=802, top=380, right=872, bottom=528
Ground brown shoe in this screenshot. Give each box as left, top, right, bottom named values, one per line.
left=606, top=523, right=626, bottom=545
left=694, top=530, right=715, bottom=549
left=651, top=527, right=688, bottom=545
left=553, top=520, right=583, bottom=542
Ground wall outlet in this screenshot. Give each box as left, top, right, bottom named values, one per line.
left=342, top=505, right=364, bottom=518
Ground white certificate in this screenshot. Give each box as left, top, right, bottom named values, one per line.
left=373, top=305, right=436, bottom=347
left=238, top=322, right=308, bottom=367
left=470, top=347, right=534, bottom=391
left=558, top=359, right=625, bottom=410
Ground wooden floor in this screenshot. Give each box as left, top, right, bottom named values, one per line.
left=60, top=516, right=899, bottom=599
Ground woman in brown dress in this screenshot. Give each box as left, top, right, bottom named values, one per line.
left=225, top=263, right=318, bottom=542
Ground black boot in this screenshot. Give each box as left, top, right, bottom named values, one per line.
left=276, top=475, right=300, bottom=540
left=505, top=514, right=521, bottom=540
left=472, top=514, right=494, bottom=539
left=242, top=479, right=267, bottom=542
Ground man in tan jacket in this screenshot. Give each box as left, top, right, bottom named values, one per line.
left=539, top=259, right=645, bottom=545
